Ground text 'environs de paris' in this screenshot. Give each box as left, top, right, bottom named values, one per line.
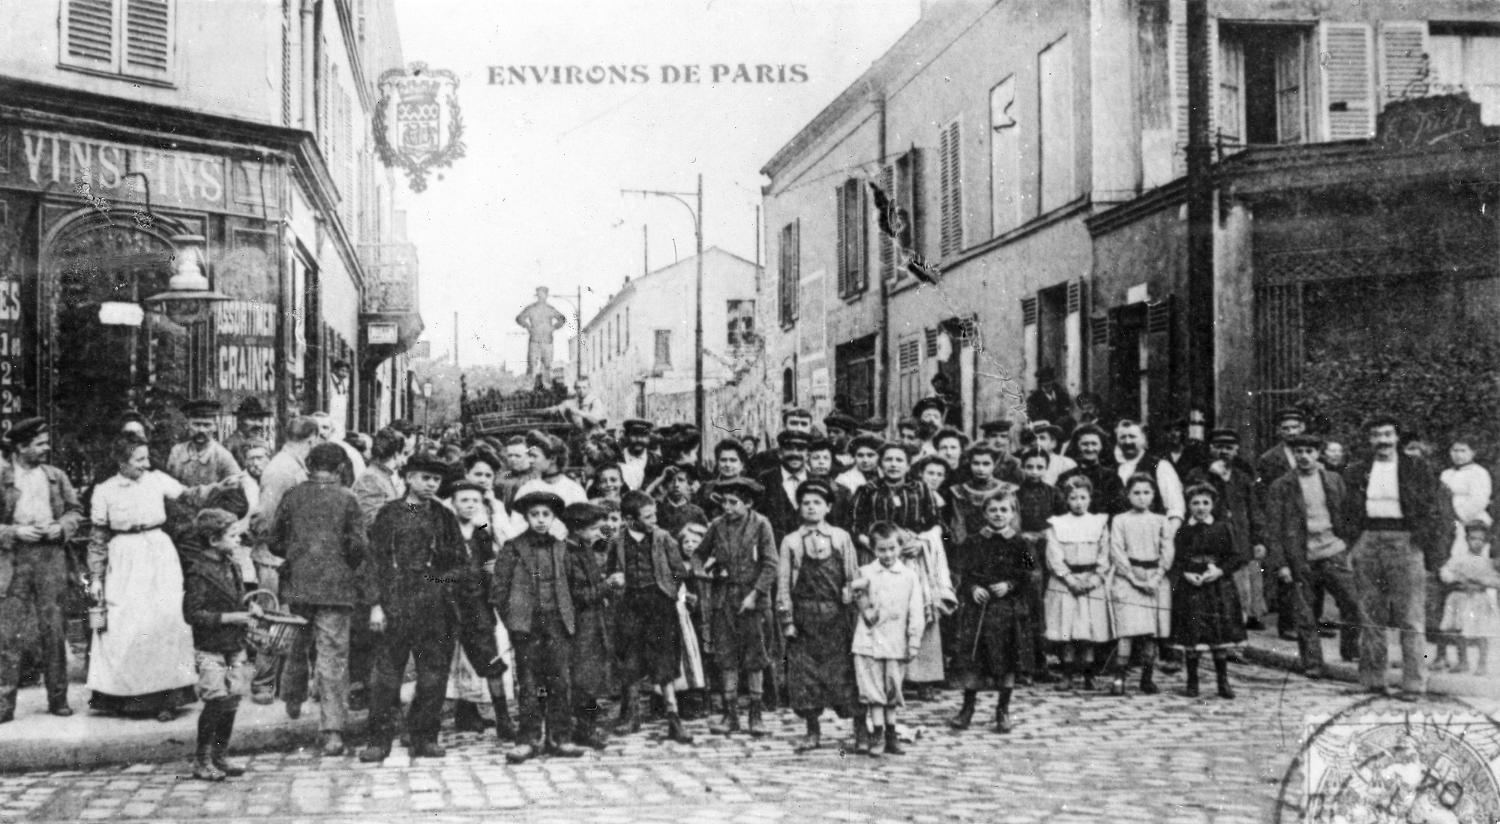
left=487, top=64, right=809, bottom=86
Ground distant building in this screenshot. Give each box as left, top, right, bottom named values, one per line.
left=572, top=248, right=761, bottom=427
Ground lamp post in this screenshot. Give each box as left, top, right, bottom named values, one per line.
left=141, top=234, right=230, bottom=404
left=621, top=175, right=703, bottom=457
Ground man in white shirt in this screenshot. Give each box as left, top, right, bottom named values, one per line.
left=1113, top=420, right=1184, bottom=527
left=1341, top=415, right=1445, bottom=700
left=552, top=375, right=609, bottom=429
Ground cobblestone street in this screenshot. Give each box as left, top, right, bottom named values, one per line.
left=7, top=662, right=1488, bottom=823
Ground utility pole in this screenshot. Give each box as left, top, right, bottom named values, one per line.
left=1185, top=0, right=1215, bottom=421
left=453, top=310, right=460, bottom=370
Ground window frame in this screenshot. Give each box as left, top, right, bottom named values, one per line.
left=59, top=0, right=177, bottom=86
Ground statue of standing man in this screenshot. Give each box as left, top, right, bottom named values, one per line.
left=516, top=286, right=569, bottom=377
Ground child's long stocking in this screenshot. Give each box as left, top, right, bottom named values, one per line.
left=1212, top=651, right=1234, bottom=699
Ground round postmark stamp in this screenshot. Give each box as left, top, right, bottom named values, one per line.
left=1274, top=694, right=1500, bottom=823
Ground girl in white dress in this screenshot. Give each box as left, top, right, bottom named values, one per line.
left=1106, top=474, right=1174, bottom=696
left=1044, top=476, right=1112, bottom=691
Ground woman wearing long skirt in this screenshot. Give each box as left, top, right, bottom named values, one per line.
left=87, top=437, right=234, bottom=720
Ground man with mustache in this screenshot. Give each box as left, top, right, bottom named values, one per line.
left=1111, top=420, right=1184, bottom=530
left=167, top=400, right=242, bottom=489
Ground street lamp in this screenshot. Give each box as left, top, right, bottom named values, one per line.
left=143, top=234, right=230, bottom=323
left=621, top=175, right=703, bottom=458
left=421, top=380, right=433, bottom=437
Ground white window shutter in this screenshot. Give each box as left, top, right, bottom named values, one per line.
left=1378, top=21, right=1430, bottom=111
left=1320, top=22, right=1376, bottom=140
left=62, top=0, right=118, bottom=71
left=1170, top=15, right=1188, bottom=176
left=122, top=0, right=172, bottom=81
left=878, top=164, right=894, bottom=282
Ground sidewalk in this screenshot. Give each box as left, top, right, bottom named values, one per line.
left=1239, top=621, right=1500, bottom=701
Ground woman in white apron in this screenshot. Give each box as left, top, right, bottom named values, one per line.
left=86, top=436, right=237, bottom=721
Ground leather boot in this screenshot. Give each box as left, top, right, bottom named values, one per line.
left=410, top=739, right=447, bottom=758
left=192, top=703, right=226, bottom=780
left=613, top=685, right=641, bottom=734
left=882, top=724, right=905, bottom=755
left=1215, top=656, right=1235, bottom=699
left=1139, top=663, right=1159, bottom=695
left=948, top=691, right=976, bottom=730
left=746, top=698, right=767, bottom=737
left=851, top=711, right=871, bottom=755
left=665, top=711, right=694, bottom=745
left=211, top=705, right=245, bottom=777
left=710, top=688, right=740, bottom=735
left=995, top=689, right=1014, bottom=734
left=192, top=745, right=226, bottom=781
left=574, top=707, right=609, bottom=750
left=488, top=678, right=517, bottom=741
left=545, top=733, right=585, bottom=758
left=453, top=700, right=488, bottom=733
left=793, top=715, right=820, bottom=752
left=1184, top=656, right=1200, bottom=698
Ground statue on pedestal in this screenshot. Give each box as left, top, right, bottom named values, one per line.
left=515, top=286, right=568, bottom=377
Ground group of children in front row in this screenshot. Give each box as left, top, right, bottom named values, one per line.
left=177, top=460, right=1247, bottom=774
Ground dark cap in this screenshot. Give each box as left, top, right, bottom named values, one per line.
left=401, top=452, right=449, bottom=478
left=978, top=419, right=1013, bottom=435
left=777, top=430, right=811, bottom=450
left=858, top=416, right=887, bottom=433
left=1071, top=423, right=1108, bottom=443
left=513, top=490, right=565, bottom=515
left=1031, top=422, right=1065, bottom=441
left=806, top=437, right=834, bottom=454
left=181, top=399, right=222, bottom=418
left=796, top=478, right=835, bottom=503
left=823, top=412, right=859, bottom=433
left=1285, top=433, right=1324, bottom=450
left=1362, top=413, right=1402, bottom=432
left=623, top=418, right=654, bottom=435
left=931, top=427, right=970, bottom=449
left=235, top=397, right=272, bottom=418
left=912, top=397, right=947, bottom=418
left=561, top=501, right=608, bottom=529
left=5, top=417, right=47, bottom=445
left=1208, top=428, right=1241, bottom=445
left=1273, top=407, right=1306, bottom=424
left=716, top=477, right=764, bottom=501
left=782, top=407, right=812, bottom=422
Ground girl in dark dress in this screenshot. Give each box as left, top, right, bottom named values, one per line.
left=1169, top=484, right=1247, bottom=699
left=948, top=490, right=1034, bottom=733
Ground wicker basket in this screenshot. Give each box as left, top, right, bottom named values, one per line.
left=242, top=590, right=308, bottom=657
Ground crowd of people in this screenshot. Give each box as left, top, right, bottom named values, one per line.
left=0, top=386, right=1493, bottom=783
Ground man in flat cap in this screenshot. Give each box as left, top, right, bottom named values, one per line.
left=1341, top=414, right=1446, bottom=700
left=168, top=399, right=242, bottom=489
left=1255, top=407, right=1308, bottom=636
left=0, top=418, right=84, bottom=721
left=757, top=430, right=811, bottom=546
left=618, top=419, right=663, bottom=492
left=1264, top=432, right=1362, bottom=679
left=223, top=397, right=274, bottom=468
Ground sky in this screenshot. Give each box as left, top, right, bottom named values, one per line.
left=391, top=0, right=921, bottom=370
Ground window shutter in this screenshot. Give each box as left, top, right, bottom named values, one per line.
left=905, top=148, right=924, bottom=258
left=835, top=182, right=849, bottom=297
left=938, top=120, right=963, bottom=257
left=281, top=0, right=292, bottom=126
left=878, top=163, right=895, bottom=282
left=855, top=177, right=867, bottom=294
left=790, top=220, right=800, bottom=321
left=898, top=338, right=920, bottom=371
left=1320, top=22, right=1376, bottom=140
left=1088, top=314, right=1110, bottom=346
left=924, top=327, right=940, bottom=358
left=1146, top=296, right=1176, bottom=421
left=1378, top=21, right=1430, bottom=110
left=63, top=0, right=117, bottom=70
left=1021, top=296, right=1039, bottom=326
left=1171, top=16, right=1189, bottom=176
left=123, top=0, right=171, bottom=81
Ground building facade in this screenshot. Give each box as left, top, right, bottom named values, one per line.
left=573, top=247, right=761, bottom=427
left=762, top=0, right=1500, bottom=452
left=0, top=0, right=422, bottom=483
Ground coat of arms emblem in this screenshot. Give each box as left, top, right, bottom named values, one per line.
left=373, top=62, right=465, bottom=192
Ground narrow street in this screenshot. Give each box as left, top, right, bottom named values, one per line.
left=2, top=663, right=1467, bottom=823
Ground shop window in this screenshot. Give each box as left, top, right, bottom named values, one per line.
left=61, top=0, right=175, bottom=84
left=834, top=335, right=877, bottom=421
left=1430, top=23, right=1500, bottom=124
left=1217, top=24, right=1314, bottom=146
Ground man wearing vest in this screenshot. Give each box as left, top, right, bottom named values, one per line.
left=1341, top=414, right=1446, bottom=700
left=1264, top=433, right=1363, bottom=678
left=1112, top=420, right=1185, bottom=528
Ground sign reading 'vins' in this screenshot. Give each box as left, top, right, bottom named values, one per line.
left=373, top=63, right=466, bottom=192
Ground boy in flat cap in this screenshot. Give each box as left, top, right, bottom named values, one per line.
left=494, top=490, right=584, bottom=762
left=698, top=477, right=778, bottom=736
left=561, top=501, right=613, bottom=749
left=359, top=453, right=468, bottom=763
left=777, top=478, right=861, bottom=753
left=604, top=490, right=694, bottom=744
left=0, top=418, right=84, bottom=721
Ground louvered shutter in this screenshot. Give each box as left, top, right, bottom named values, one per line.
left=281, top=0, right=293, bottom=126
left=835, top=182, right=849, bottom=297
left=1378, top=21, right=1430, bottom=110
left=1320, top=22, right=1376, bottom=140
left=878, top=163, right=895, bottom=282
left=1146, top=296, right=1175, bottom=421
left=905, top=148, right=924, bottom=257
left=924, top=327, right=940, bottom=358
left=854, top=178, right=867, bottom=294
left=1171, top=16, right=1189, bottom=176
left=938, top=121, right=963, bottom=257
left=63, top=0, right=117, bottom=70
left=123, top=0, right=171, bottom=81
